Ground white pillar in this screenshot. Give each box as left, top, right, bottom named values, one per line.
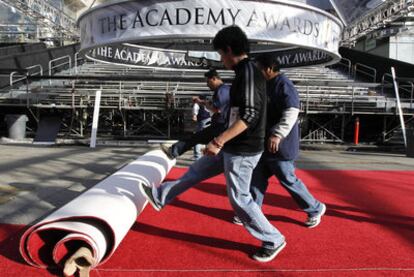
left=90, top=90, right=102, bottom=148
left=391, top=67, right=407, bottom=148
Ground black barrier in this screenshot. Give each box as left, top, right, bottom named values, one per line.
left=0, top=57, right=20, bottom=88
left=0, top=45, right=25, bottom=58
left=0, top=43, right=80, bottom=88
left=23, top=43, right=47, bottom=53
left=0, top=68, right=28, bottom=74
left=339, top=47, right=414, bottom=82
left=16, top=50, right=51, bottom=75
left=0, top=43, right=46, bottom=58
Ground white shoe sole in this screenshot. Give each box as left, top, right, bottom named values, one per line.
left=253, top=241, right=287, bottom=263
left=232, top=217, right=243, bottom=226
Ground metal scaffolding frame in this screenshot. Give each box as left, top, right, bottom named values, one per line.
left=342, top=0, right=414, bottom=46
left=0, top=0, right=78, bottom=41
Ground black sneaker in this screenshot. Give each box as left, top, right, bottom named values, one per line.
left=139, top=183, right=162, bottom=211
left=252, top=241, right=287, bottom=263
left=160, top=144, right=175, bottom=160
left=232, top=216, right=243, bottom=226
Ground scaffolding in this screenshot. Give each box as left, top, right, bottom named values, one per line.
left=342, top=0, right=414, bottom=46
left=0, top=0, right=78, bottom=42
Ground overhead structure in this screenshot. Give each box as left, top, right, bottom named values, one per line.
left=77, top=0, right=344, bottom=70
left=0, top=0, right=79, bottom=41
left=333, top=0, right=414, bottom=46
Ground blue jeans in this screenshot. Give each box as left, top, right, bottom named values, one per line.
left=194, top=118, right=211, bottom=159
left=152, top=151, right=285, bottom=249
left=251, top=155, right=322, bottom=217
left=152, top=154, right=224, bottom=208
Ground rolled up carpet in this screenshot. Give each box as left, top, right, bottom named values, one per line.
left=19, top=150, right=175, bottom=273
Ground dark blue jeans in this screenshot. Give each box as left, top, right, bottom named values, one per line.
left=250, top=155, right=323, bottom=217
left=170, top=122, right=226, bottom=158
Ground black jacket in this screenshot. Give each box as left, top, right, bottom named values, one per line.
left=223, top=58, right=267, bottom=155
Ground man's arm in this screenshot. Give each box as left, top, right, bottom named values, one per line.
left=268, top=80, right=300, bottom=153
left=194, top=97, right=219, bottom=114
left=270, top=107, right=300, bottom=139
left=205, top=119, right=248, bottom=155
left=268, top=107, right=299, bottom=153
left=219, top=63, right=261, bottom=143
left=216, top=119, right=247, bottom=145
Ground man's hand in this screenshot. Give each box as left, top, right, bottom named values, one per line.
left=204, top=137, right=224, bottom=156
left=192, top=96, right=201, bottom=104
left=268, top=135, right=282, bottom=153
left=204, top=141, right=221, bottom=156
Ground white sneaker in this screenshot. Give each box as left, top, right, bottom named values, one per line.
left=305, top=203, right=326, bottom=228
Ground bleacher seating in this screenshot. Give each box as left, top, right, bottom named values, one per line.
left=1, top=59, right=413, bottom=115
left=1, top=57, right=413, bottom=141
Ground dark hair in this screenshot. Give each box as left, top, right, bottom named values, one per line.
left=255, top=53, right=281, bottom=72
left=213, top=25, right=250, bottom=56
left=204, top=68, right=220, bottom=79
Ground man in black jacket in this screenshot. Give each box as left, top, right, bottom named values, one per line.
left=140, top=26, right=285, bottom=263
left=233, top=53, right=326, bottom=228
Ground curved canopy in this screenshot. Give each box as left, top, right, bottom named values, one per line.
left=78, top=0, right=343, bottom=69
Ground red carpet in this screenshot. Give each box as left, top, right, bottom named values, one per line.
left=1, top=168, right=413, bottom=276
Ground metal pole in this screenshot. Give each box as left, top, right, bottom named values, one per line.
left=123, top=110, right=127, bottom=137
left=80, top=111, right=84, bottom=137
left=26, top=73, right=29, bottom=108
left=167, top=114, right=171, bottom=138
left=74, top=52, right=79, bottom=74
left=391, top=67, right=407, bottom=147
left=119, top=81, right=122, bottom=110
left=352, top=87, right=355, bottom=115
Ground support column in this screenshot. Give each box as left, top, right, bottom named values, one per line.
left=341, top=114, right=346, bottom=142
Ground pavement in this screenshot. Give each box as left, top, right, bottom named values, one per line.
left=0, top=143, right=413, bottom=226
